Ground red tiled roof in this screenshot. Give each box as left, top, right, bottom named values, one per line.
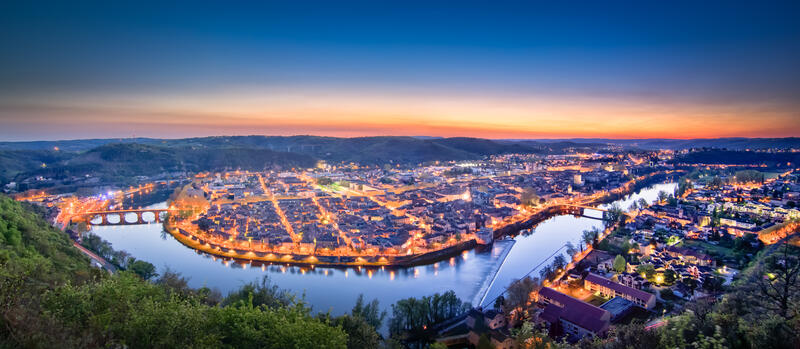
left=539, top=287, right=610, bottom=334
left=585, top=273, right=655, bottom=304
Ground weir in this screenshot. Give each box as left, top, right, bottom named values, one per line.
left=472, top=239, right=516, bottom=307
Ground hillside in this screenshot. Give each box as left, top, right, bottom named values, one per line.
left=0, top=149, right=74, bottom=184
left=152, top=135, right=538, bottom=163
left=0, top=195, right=349, bottom=348
left=1, top=136, right=546, bottom=186
left=10, top=143, right=318, bottom=184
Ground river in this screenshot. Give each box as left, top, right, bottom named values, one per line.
left=89, top=182, right=676, bottom=317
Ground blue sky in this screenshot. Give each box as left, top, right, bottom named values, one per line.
left=1, top=1, right=798, bottom=140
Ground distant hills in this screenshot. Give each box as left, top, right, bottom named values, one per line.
left=0, top=136, right=543, bottom=184
left=3, top=136, right=798, bottom=152
left=2, top=143, right=317, bottom=185
left=1, top=135, right=799, bottom=185
left=517, top=137, right=800, bottom=150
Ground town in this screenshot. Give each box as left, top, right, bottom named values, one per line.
left=3, top=2, right=800, bottom=347
left=133, top=151, right=672, bottom=266
left=10, top=146, right=800, bottom=346
left=433, top=166, right=800, bottom=347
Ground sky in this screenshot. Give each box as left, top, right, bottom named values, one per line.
left=1, top=1, right=799, bottom=141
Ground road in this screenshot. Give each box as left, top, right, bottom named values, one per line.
left=73, top=242, right=117, bottom=273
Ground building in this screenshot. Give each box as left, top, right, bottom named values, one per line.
left=599, top=297, right=635, bottom=322
left=483, top=309, right=507, bottom=329
left=476, top=227, right=494, bottom=245
left=436, top=309, right=513, bottom=349
left=584, top=273, right=656, bottom=309
left=537, top=287, right=611, bottom=340
left=665, top=246, right=714, bottom=267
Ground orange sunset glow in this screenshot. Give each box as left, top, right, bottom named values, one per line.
left=3, top=90, right=798, bottom=140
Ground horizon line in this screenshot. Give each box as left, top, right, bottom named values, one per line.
left=2, top=134, right=799, bottom=143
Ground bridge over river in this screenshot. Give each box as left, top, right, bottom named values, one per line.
left=71, top=208, right=175, bottom=226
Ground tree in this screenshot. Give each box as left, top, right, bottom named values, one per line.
left=636, top=264, right=656, bottom=279
left=539, top=265, right=554, bottom=281
left=606, top=321, right=662, bottom=349
left=128, top=259, right=158, bottom=280
left=0, top=196, right=353, bottom=348
left=667, top=194, right=678, bottom=206
left=156, top=268, right=192, bottom=297
left=657, top=190, right=668, bottom=204
left=613, top=254, right=627, bottom=273
left=552, top=254, right=567, bottom=271
left=389, top=291, right=469, bottom=347
left=708, top=176, right=725, bottom=189
left=605, top=203, right=625, bottom=227
left=222, top=275, right=295, bottom=309
left=734, top=170, right=764, bottom=184
left=503, top=276, right=540, bottom=324
left=351, top=294, right=386, bottom=330
left=493, top=295, right=505, bottom=311
left=755, top=243, right=800, bottom=319
left=676, top=179, right=692, bottom=197
left=702, top=274, right=724, bottom=294
left=565, top=241, right=577, bottom=257
left=682, top=277, right=698, bottom=298
left=638, top=198, right=649, bottom=209
left=582, top=227, right=600, bottom=248
left=511, top=321, right=534, bottom=347
left=663, top=269, right=677, bottom=285
left=325, top=314, right=381, bottom=349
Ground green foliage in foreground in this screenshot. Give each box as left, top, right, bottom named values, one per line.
left=43, top=272, right=346, bottom=348
left=0, top=195, right=348, bottom=348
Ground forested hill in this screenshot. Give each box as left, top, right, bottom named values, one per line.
left=0, top=195, right=350, bottom=348
left=0, top=135, right=540, bottom=157
left=1, top=143, right=318, bottom=185
left=0, top=136, right=544, bottom=184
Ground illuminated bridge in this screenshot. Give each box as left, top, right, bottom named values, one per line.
left=559, top=204, right=627, bottom=220
left=71, top=208, right=175, bottom=226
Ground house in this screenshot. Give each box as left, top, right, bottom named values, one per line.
left=665, top=246, right=714, bottom=266
left=483, top=309, right=507, bottom=330
left=537, top=287, right=611, bottom=340
left=584, top=273, right=656, bottom=309
left=436, top=309, right=513, bottom=349
left=618, top=272, right=650, bottom=290
left=580, top=250, right=615, bottom=273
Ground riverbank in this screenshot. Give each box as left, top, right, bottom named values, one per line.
left=164, top=221, right=479, bottom=268
left=161, top=170, right=679, bottom=268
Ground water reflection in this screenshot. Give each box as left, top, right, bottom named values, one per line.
left=89, top=182, right=676, bottom=317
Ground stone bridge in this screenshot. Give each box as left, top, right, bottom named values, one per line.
left=73, top=208, right=174, bottom=226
